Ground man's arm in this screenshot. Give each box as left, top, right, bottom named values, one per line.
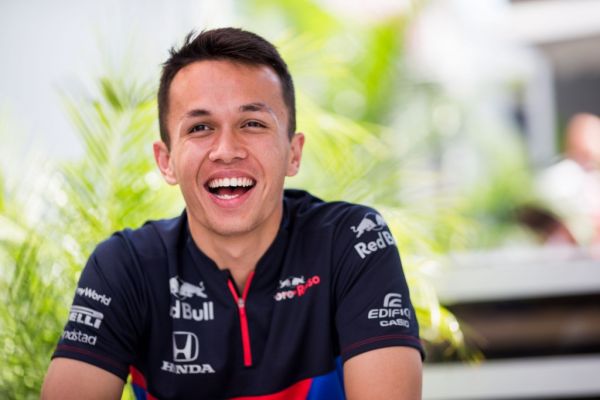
left=41, top=358, right=124, bottom=400
left=344, top=347, right=422, bottom=400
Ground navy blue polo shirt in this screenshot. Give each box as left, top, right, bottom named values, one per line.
left=52, top=189, right=423, bottom=399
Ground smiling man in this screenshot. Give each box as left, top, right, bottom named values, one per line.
left=42, top=28, right=423, bottom=399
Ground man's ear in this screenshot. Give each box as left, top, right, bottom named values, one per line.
left=286, top=133, right=305, bottom=177
left=153, top=141, right=177, bottom=185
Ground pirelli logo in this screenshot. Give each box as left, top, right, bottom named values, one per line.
left=69, top=305, right=104, bottom=329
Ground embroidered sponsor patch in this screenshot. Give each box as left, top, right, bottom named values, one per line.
left=351, top=212, right=396, bottom=259
left=368, top=293, right=411, bottom=328
left=161, top=331, right=216, bottom=375
left=69, top=305, right=104, bottom=329
left=274, top=275, right=321, bottom=302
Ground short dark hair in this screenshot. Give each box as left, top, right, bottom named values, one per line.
left=158, top=27, right=296, bottom=147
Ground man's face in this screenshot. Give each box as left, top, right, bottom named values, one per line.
left=154, top=60, right=304, bottom=239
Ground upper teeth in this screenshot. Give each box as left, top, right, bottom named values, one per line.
left=208, top=177, right=255, bottom=188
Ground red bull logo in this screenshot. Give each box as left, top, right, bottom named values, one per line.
left=169, top=277, right=208, bottom=299
left=354, top=231, right=396, bottom=259
left=169, top=276, right=214, bottom=322
left=351, top=212, right=387, bottom=238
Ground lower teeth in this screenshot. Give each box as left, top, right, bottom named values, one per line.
left=216, top=194, right=239, bottom=200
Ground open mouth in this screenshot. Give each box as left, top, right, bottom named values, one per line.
left=206, top=177, right=256, bottom=200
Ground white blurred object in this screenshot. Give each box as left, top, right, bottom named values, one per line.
left=406, top=0, right=530, bottom=99
left=405, top=0, right=569, bottom=166
left=424, top=354, right=600, bottom=400
left=434, top=245, right=600, bottom=304
left=510, top=0, right=600, bottom=44
left=318, top=0, right=412, bottom=23
left=0, top=0, right=235, bottom=162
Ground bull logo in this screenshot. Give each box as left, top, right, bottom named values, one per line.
left=170, top=277, right=208, bottom=299
left=279, top=276, right=305, bottom=289
left=351, top=212, right=387, bottom=238
left=279, top=278, right=291, bottom=289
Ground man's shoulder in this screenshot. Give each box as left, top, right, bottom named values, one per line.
left=94, top=212, right=186, bottom=261
left=284, top=189, right=382, bottom=233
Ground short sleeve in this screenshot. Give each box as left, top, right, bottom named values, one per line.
left=52, top=234, right=147, bottom=380
left=333, top=207, right=424, bottom=362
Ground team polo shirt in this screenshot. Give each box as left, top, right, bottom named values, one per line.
left=52, top=189, right=423, bottom=399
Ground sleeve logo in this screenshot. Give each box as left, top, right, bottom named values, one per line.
left=76, top=287, right=112, bottom=306
left=368, top=292, right=411, bottom=328
left=351, top=212, right=386, bottom=238
left=61, top=329, right=97, bottom=346
left=69, top=305, right=104, bottom=329
left=383, top=293, right=403, bottom=308
left=351, top=212, right=396, bottom=259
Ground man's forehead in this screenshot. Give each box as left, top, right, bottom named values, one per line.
left=172, top=60, right=280, bottom=89
left=168, top=60, right=286, bottom=115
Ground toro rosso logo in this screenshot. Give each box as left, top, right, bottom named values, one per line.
left=351, top=212, right=386, bottom=238
left=274, top=275, right=321, bottom=302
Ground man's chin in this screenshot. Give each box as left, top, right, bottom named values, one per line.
left=205, top=220, right=257, bottom=238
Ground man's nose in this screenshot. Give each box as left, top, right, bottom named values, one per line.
left=208, top=128, right=247, bottom=163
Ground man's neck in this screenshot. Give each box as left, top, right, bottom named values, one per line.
left=187, top=209, right=282, bottom=291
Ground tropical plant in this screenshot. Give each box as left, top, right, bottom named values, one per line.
left=0, top=75, right=180, bottom=399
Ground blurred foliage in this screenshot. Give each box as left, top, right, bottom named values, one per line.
left=248, top=0, right=535, bottom=359
left=0, top=0, right=538, bottom=397
left=59, top=77, right=181, bottom=255
left=0, top=76, right=180, bottom=399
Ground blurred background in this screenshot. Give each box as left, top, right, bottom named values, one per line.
left=1, top=0, right=600, bottom=398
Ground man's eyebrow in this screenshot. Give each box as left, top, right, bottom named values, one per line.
left=239, top=102, right=274, bottom=114
left=181, top=108, right=211, bottom=120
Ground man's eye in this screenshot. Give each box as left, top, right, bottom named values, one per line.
left=189, top=124, right=211, bottom=133
left=243, top=121, right=266, bottom=129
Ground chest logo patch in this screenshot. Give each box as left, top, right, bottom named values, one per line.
left=169, top=277, right=208, bottom=299
left=169, top=276, right=215, bottom=322
left=274, top=275, right=321, bottom=302
left=161, top=331, right=216, bottom=375
left=172, top=331, right=199, bottom=362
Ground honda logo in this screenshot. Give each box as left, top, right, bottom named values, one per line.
left=172, top=331, right=199, bottom=362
